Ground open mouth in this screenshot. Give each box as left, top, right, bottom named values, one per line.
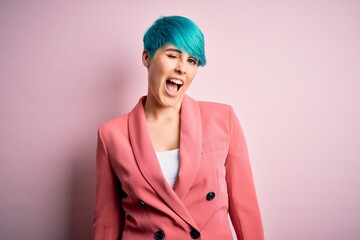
left=166, top=78, right=183, bottom=93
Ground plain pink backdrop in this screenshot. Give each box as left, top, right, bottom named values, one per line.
left=1, top=1, right=359, bottom=239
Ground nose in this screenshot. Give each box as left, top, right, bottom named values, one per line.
left=175, top=59, right=186, bottom=74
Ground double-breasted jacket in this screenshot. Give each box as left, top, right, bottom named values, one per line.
left=93, top=95, right=264, bottom=240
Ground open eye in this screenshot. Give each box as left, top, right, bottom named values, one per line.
left=188, top=58, right=198, bottom=65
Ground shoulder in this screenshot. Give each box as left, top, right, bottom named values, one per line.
left=194, top=99, right=236, bottom=134
left=198, top=100, right=232, bottom=113
left=196, top=100, right=234, bottom=123
left=98, top=113, right=129, bottom=139
left=98, top=97, right=144, bottom=136
left=192, top=98, right=242, bottom=130
left=184, top=95, right=236, bottom=121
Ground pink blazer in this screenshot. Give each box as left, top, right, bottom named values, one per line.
left=93, top=95, right=264, bottom=240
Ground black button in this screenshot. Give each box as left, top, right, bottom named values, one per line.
left=206, top=192, right=215, bottom=201
left=190, top=229, right=201, bottom=239
left=154, top=230, right=165, bottom=240
left=138, top=200, right=146, bottom=207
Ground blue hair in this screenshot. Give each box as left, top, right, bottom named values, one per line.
left=143, top=16, right=206, bottom=67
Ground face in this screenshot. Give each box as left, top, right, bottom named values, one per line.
left=142, top=44, right=199, bottom=109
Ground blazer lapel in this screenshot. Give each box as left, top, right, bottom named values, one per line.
left=173, top=95, right=202, bottom=200
left=128, top=96, right=201, bottom=228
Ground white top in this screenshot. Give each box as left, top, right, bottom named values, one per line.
left=155, top=149, right=180, bottom=188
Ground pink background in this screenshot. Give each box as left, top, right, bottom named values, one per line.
left=1, top=1, right=359, bottom=239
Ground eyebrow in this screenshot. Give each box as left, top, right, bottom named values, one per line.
left=164, top=48, right=198, bottom=61
left=164, top=48, right=182, bottom=53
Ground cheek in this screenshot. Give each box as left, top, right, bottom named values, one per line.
left=183, top=77, right=195, bottom=91
left=148, top=68, right=162, bottom=84
left=150, top=62, right=170, bottom=78
left=187, top=69, right=198, bottom=83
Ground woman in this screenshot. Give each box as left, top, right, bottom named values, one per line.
left=93, top=16, right=264, bottom=240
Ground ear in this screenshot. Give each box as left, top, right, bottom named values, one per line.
left=142, top=50, right=150, bottom=68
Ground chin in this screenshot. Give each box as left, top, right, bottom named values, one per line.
left=161, top=95, right=183, bottom=108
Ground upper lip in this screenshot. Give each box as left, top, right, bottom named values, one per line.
left=167, top=78, right=184, bottom=85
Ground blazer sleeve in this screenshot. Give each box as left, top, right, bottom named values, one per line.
left=225, top=107, right=264, bottom=240
left=92, top=129, right=124, bottom=240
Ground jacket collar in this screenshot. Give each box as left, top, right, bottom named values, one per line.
left=128, top=95, right=202, bottom=228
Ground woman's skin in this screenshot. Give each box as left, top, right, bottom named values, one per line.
left=142, top=43, right=199, bottom=152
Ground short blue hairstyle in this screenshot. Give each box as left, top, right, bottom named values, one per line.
left=143, top=16, right=206, bottom=67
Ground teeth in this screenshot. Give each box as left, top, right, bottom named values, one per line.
left=169, top=78, right=183, bottom=85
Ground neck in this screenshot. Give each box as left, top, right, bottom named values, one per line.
left=144, top=96, right=181, bottom=121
